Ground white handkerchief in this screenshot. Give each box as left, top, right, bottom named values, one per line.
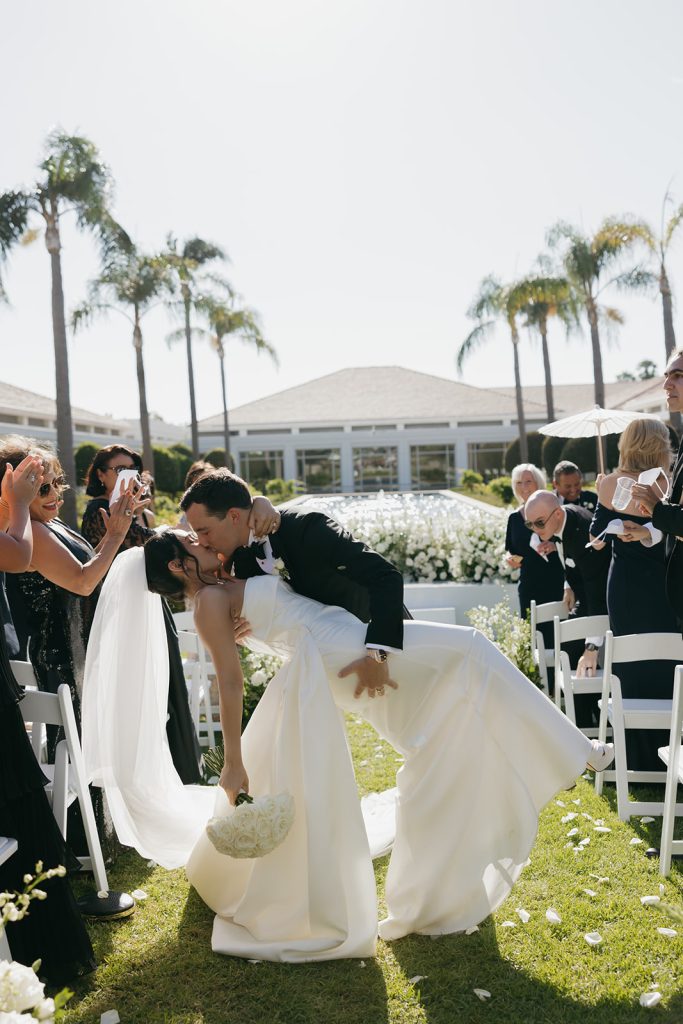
left=529, top=532, right=548, bottom=562
left=585, top=519, right=624, bottom=548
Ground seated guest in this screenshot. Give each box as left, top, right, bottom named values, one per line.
left=590, top=418, right=677, bottom=771
left=505, top=464, right=564, bottom=619
left=0, top=453, right=98, bottom=980
left=553, top=460, right=597, bottom=511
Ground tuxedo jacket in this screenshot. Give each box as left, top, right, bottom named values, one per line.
left=556, top=489, right=597, bottom=513
left=652, top=438, right=683, bottom=623
left=560, top=505, right=609, bottom=618
left=232, top=507, right=406, bottom=651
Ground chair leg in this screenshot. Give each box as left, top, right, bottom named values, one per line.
left=610, top=682, right=632, bottom=821
left=659, top=752, right=676, bottom=877
left=52, top=740, right=70, bottom=838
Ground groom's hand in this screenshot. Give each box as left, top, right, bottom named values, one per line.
left=339, top=656, right=398, bottom=698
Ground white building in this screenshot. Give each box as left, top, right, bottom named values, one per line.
left=196, top=366, right=669, bottom=492
left=0, top=381, right=131, bottom=447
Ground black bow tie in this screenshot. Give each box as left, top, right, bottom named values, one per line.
left=250, top=540, right=266, bottom=559
left=552, top=535, right=563, bottom=543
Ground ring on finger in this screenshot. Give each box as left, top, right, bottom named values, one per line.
left=125, top=510, right=133, bottom=517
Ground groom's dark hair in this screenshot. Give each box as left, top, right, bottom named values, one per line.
left=180, top=469, right=252, bottom=519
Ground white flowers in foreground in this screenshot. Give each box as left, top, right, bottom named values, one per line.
left=206, top=793, right=295, bottom=859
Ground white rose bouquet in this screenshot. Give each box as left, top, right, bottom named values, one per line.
left=206, top=792, right=295, bottom=859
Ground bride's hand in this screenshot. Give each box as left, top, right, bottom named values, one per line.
left=220, top=762, right=249, bottom=805
left=249, top=496, right=281, bottom=540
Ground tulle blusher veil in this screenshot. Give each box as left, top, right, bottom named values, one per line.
left=82, top=547, right=214, bottom=868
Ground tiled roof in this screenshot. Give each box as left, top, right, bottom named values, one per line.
left=197, top=366, right=666, bottom=430
left=0, top=381, right=129, bottom=428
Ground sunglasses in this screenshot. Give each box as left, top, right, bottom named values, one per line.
left=524, top=508, right=558, bottom=530
left=39, top=477, right=66, bottom=498
left=107, top=464, right=136, bottom=474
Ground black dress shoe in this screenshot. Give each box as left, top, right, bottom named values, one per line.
left=77, top=890, right=136, bottom=920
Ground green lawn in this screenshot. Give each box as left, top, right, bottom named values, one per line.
left=64, top=719, right=683, bottom=1024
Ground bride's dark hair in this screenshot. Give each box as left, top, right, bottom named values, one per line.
left=144, top=530, right=202, bottom=599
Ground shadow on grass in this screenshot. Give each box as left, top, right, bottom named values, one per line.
left=68, top=869, right=390, bottom=1024
left=390, top=920, right=683, bottom=1024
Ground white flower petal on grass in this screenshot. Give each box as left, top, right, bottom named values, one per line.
left=546, top=908, right=562, bottom=925
left=584, top=932, right=603, bottom=946
left=409, top=975, right=426, bottom=984
left=582, top=813, right=594, bottom=821
left=583, top=889, right=598, bottom=897
left=555, top=800, right=566, bottom=807
left=465, top=925, right=479, bottom=935
left=593, top=818, right=605, bottom=826
left=579, top=837, right=591, bottom=847
left=561, top=813, right=578, bottom=824
left=572, top=798, right=581, bottom=805
left=247, top=959, right=263, bottom=964
left=594, top=826, right=611, bottom=833
left=567, top=827, right=579, bottom=837
left=515, top=907, right=530, bottom=923
left=582, top=773, right=592, bottom=779
left=640, top=816, right=655, bottom=824
left=359, top=961, right=366, bottom=968
left=640, top=992, right=662, bottom=1008
left=630, top=837, right=643, bottom=846
left=590, top=874, right=610, bottom=884
left=500, top=921, right=516, bottom=928
left=657, top=927, right=677, bottom=937
left=100, top=1013, right=121, bottom=1024
left=640, top=896, right=661, bottom=906
left=131, top=889, right=148, bottom=900
left=473, top=989, right=491, bottom=1001
left=659, top=883, right=666, bottom=896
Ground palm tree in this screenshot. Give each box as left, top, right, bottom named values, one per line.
left=517, top=269, right=578, bottom=422
left=0, top=131, right=126, bottom=525
left=72, top=247, right=174, bottom=474
left=457, top=276, right=531, bottom=462
left=547, top=221, right=655, bottom=408
left=163, top=236, right=227, bottom=457
left=602, top=197, right=683, bottom=431
left=180, top=291, right=278, bottom=462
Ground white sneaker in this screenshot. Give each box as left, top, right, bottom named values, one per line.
left=587, top=740, right=615, bottom=773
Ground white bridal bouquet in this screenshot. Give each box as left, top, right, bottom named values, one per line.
left=206, top=792, right=295, bottom=859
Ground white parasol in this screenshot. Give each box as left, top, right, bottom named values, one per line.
left=537, top=406, right=661, bottom=474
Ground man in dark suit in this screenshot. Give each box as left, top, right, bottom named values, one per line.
left=632, top=349, right=683, bottom=625
left=524, top=489, right=609, bottom=682
left=553, top=460, right=597, bottom=513
left=180, top=470, right=405, bottom=699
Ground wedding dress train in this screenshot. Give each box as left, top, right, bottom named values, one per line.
left=83, top=552, right=591, bottom=963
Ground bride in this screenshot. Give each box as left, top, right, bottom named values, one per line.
left=82, top=528, right=613, bottom=963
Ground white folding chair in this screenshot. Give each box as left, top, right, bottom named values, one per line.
left=19, top=682, right=109, bottom=892
left=0, top=836, right=18, bottom=960
left=174, top=612, right=218, bottom=748
left=553, top=614, right=610, bottom=736
left=659, top=665, right=683, bottom=875
left=596, top=631, right=683, bottom=819
left=530, top=599, right=567, bottom=696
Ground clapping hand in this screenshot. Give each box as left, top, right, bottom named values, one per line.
left=1, top=455, right=44, bottom=509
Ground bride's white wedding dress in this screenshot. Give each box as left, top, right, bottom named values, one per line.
left=83, top=550, right=592, bottom=964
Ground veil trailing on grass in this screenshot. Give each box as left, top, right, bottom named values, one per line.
left=81, top=547, right=215, bottom=869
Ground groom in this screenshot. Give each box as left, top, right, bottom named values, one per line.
left=180, top=470, right=407, bottom=698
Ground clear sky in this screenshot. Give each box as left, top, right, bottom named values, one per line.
left=2, top=0, right=683, bottom=426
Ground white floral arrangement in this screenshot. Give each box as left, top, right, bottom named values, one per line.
left=466, top=600, right=539, bottom=683
left=0, top=863, right=72, bottom=1023
left=302, top=493, right=518, bottom=585
left=206, top=792, right=295, bottom=858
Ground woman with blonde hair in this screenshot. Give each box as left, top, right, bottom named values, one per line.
left=589, top=417, right=677, bottom=770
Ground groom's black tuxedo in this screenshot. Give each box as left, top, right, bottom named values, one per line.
left=232, top=506, right=406, bottom=651
left=652, top=437, right=683, bottom=625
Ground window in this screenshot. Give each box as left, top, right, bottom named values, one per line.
left=456, top=419, right=503, bottom=427
left=410, top=444, right=456, bottom=489
left=238, top=450, right=285, bottom=490
left=353, top=446, right=399, bottom=491
left=75, top=423, right=89, bottom=432
left=93, top=426, right=107, bottom=435
left=408, top=422, right=450, bottom=430
left=27, top=417, right=47, bottom=427
left=299, top=426, right=343, bottom=434
left=467, top=441, right=507, bottom=479
left=246, top=428, right=291, bottom=435
left=296, top=449, right=341, bottom=492
left=1, top=415, right=20, bottom=424
left=351, top=424, right=397, bottom=432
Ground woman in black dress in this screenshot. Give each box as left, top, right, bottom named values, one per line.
left=505, top=463, right=565, bottom=620
left=80, top=445, right=202, bottom=784
left=0, top=451, right=96, bottom=981
left=590, top=418, right=677, bottom=770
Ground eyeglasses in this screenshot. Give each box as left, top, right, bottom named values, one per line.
left=39, top=477, right=66, bottom=497
left=106, top=464, right=136, bottom=474
left=524, top=508, right=558, bottom=530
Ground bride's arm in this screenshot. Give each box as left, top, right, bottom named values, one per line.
left=194, top=587, right=249, bottom=804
